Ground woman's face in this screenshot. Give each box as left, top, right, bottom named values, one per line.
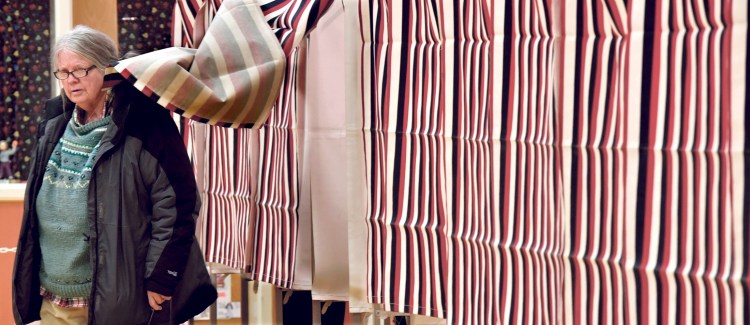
left=56, top=50, right=106, bottom=112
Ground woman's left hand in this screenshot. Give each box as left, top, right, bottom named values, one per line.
left=147, top=290, right=172, bottom=310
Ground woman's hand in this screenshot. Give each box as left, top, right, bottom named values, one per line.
left=147, top=290, right=172, bottom=310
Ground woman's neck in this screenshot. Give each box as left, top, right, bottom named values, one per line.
left=77, top=100, right=107, bottom=124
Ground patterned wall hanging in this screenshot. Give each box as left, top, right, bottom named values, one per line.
left=0, top=1, right=50, bottom=179
left=117, top=0, right=173, bottom=54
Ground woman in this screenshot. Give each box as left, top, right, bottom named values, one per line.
left=12, top=25, right=216, bottom=324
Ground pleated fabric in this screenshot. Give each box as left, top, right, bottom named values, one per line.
left=355, top=0, right=749, bottom=324
left=172, top=0, right=221, bottom=49
left=261, top=0, right=335, bottom=55
left=170, top=0, right=334, bottom=290
left=245, top=46, right=308, bottom=288
left=190, top=123, right=255, bottom=270
left=559, top=2, right=747, bottom=324
left=358, top=0, right=518, bottom=321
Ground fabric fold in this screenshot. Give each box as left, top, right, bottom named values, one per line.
left=107, top=0, right=286, bottom=128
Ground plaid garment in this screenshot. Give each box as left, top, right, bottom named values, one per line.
left=40, top=287, right=89, bottom=308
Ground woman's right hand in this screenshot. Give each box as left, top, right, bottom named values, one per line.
left=147, top=290, right=172, bottom=311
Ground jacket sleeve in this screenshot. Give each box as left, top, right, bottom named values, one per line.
left=140, top=106, right=201, bottom=296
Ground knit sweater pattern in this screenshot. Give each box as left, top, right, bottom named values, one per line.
left=37, top=115, right=111, bottom=298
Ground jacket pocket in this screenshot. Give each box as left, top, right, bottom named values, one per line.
left=146, top=300, right=174, bottom=325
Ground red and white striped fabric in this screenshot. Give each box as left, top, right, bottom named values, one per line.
left=171, top=0, right=334, bottom=288
left=357, top=0, right=556, bottom=320
left=190, top=124, right=254, bottom=270
left=260, top=0, right=335, bottom=54
left=173, top=0, right=335, bottom=56
left=559, top=2, right=746, bottom=323
left=357, top=0, right=748, bottom=324
left=171, top=0, right=222, bottom=49
left=245, top=47, right=305, bottom=287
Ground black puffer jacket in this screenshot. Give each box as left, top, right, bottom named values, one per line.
left=13, top=85, right=217, bottom=324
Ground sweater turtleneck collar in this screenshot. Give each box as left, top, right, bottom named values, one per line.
left=70, top=112, right=112, bottom=135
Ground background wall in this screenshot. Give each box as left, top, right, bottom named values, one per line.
left=0, top=0, right=118, bottom=181
left=0, top=185, right=25, bottom=325
left=117, top=0, right=172, bottom=54
left=72, top=0, right=118, bottom=45
left=0, top=1, right=51, bottom=180
left=0, top=0, right=167, bottom=182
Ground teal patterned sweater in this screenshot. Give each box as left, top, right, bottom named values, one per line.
left=36, top=115, right=111, bottom=298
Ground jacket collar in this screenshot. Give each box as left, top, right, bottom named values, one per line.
left=100, top=84, right=134, bottom=148
left=52, top=84, right=134, bottom=148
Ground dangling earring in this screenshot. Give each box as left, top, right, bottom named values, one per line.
left=74, top=104, right=85, bottom=124
left=104, top=89, right=113, bottom=116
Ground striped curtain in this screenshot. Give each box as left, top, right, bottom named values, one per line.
left=245, top=47, right=306, bottom=287
left=358, top=0, right=559, bottom=321
left=356, top=0, right=749, bottom=324
left=262, top=0, right=334, bottom=54
left=173, top=0, right=333, bottom=53
left=561, top=2, right=747, bottom=324
left=172, top=0, right=222, bottom=49
left=171, top=0, right=333, bottom=291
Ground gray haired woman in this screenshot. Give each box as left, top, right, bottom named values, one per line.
left=12, top=25, right=216, bottom=325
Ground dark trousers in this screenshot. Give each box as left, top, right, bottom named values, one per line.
left=0, top=162, right=12, bottom=179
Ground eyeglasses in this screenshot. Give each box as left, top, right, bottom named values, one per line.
left=53, top=65, right=99, bottom=80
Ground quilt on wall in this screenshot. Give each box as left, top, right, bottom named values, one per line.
left=357, top=0, right=749, bottom=324
left=0, top=1, right=50, bottom=179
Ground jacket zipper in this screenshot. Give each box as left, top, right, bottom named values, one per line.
left=86, top=121, right=122, bottom=325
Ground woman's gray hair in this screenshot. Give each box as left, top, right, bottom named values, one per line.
left=52, top=25, right=119, bottom=70
left=53, top=25, right=123, bottom=114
